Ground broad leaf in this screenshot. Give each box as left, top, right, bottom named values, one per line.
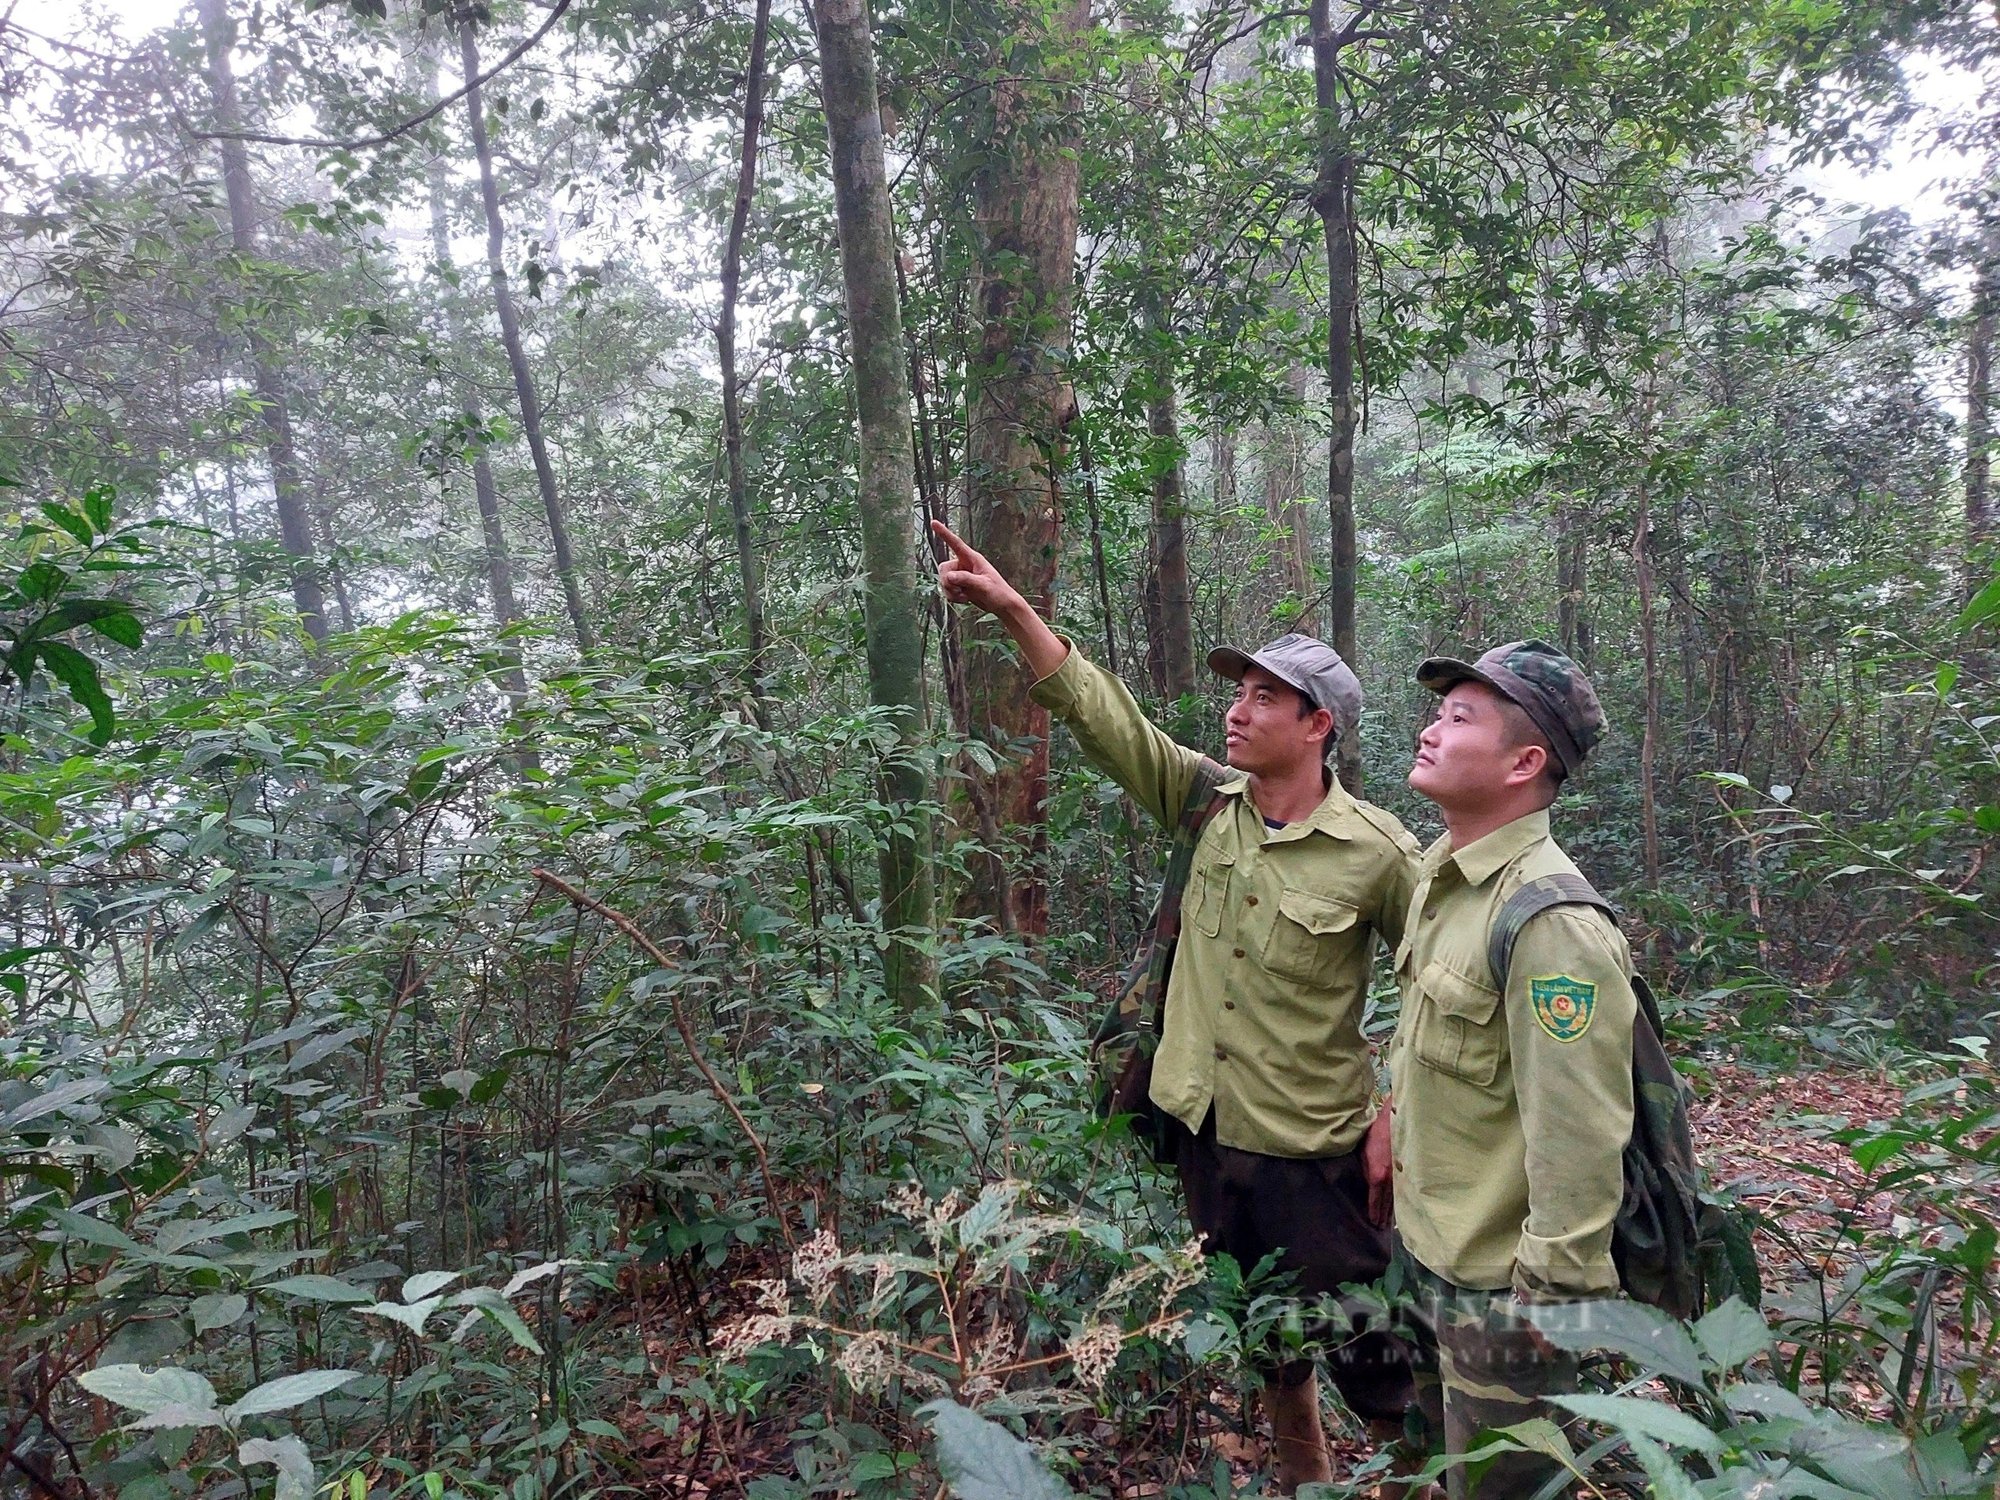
left=403, top=1269, right=460, bottom=1301
left=228, top=1369, right=360, bottom=1417
left=918, top=1400, right=1072, bottom=1500
left=258, top=1275, right=372, bottom=1305
left=191, top=1293, right=248, bottom=1333
left=1692, top=1297, right=1771, bottom=1372
left=240, top=1436, right=315, bottom=1500
left=76, top=1363, right=217, bottom=1416
left=1549, top=1393, right=1724, bottom=1456
left=1521, top=1298, right=1706, bottom=1387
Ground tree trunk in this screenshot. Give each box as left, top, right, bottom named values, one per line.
left=198, top=0, right=328, bottom=647
left=419, top=53, right=531, bottom=711
left=957, top=0, right=1089, bottom=937
left=1309, top=0, right=1362, bottom=794
left=1556, top=502, right=1591, bottom=663
left=1147, top=382, right=1196, bottom=699
left=459, top=18, right=594, bottom=652
left=814, top=0, right=935, bottom=1008
left=1967, top=226, right=1999, bottom=593
left=722, top=0, right=775, bottom=711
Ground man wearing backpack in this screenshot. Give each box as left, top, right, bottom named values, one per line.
left=933, top=520, right=1421, bottom=1494
left=1380, top=641, right=1630, bottom=1499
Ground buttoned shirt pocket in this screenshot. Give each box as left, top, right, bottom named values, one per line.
left=1188, top=852, right=1233, bottom=938
left=1265, top=888, right=1359, bottom=987
left=1410, top=959, right=1504, bottom=1086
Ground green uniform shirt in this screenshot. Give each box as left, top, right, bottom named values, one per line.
left=1030, top=642, right=1419, bottom=1159
left=1387, top=810, right=1636, bottom=1297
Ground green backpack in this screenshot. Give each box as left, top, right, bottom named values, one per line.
left=1090, top=758, right=1232, bottom=1161
left=1489, top=875, right=1759, bottom=1321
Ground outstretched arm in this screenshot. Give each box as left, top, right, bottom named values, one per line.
left=933, top=520, right=1070, bottom=681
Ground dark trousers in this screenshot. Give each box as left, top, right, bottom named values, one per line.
left=1392, top=1238, right=1581, bottom=1499
left=1163, top=1110, right=1414, bottom=1422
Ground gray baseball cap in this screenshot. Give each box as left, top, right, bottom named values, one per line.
left=1207, top=632, right=1363, bottom=740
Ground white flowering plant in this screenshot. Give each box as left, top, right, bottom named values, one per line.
left=711, top=1178, right=1209, bottom=1417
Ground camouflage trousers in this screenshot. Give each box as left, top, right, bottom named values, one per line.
left=1392, top=1240, right=1580, bottom=1500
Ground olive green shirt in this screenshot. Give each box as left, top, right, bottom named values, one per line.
left=1030, top=643, right=1419, bottom=1159
left=1387, top=810, right=1636, bottom=1297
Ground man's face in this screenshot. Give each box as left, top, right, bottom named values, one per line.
left=1409, top=681, right=1520, bottom=810
left=1224, top=666, right=1328, bottom=777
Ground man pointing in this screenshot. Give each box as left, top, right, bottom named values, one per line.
left=934, top=520, right=1420, bottom=1493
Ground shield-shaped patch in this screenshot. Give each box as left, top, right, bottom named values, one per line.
left=1529, top=974, right=1596, bottom=1042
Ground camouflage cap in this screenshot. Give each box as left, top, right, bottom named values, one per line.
left=1207, top=632, right=1363, bottom=740
left=1416, top=639, right=1605, bottom=776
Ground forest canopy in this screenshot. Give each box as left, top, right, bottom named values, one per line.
left=2, top=0, right=2000, bottom=1495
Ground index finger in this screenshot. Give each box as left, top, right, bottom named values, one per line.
left=929, top=519, right=977, bottom=562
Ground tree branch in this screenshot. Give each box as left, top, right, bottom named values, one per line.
left=190, top=0, right=571, bottom=152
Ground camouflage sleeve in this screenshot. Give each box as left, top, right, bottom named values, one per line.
left=1028, top=636, right=1201, bottom=827
left=1504, top=906, right=1636, bottom=1299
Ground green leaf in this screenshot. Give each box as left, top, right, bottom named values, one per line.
left=1692, top=1296, right=1770, bottom=1372
left=919, top=1400, right=1072, bottom=1500
left=4, top=1075, right=110, bottom=1127
left=473, top=1300, right=544, bottom=1355
left=81, top=486, right=113, bottom=532
left=1960, top=575, right=2000, bottom=629
left=75, top=1363, right=218, bottom=1416
left=363, top=1296, right=444, bottom=1335
left=191, top=1293, right=248, bottom=1333
left=1549, top=1393, right=1725, bottom=1456
left=259, top=1275, right=373, bottom=1305
left=1520, top=1299, right=1706, bottom=1387
left=1619, top=1431, right=1705, bottom=1500
left=37, top=641, right=115, bottom=745
left=227, top=1369, right=360, bottom=1417
left=403, top=1269, right=460, bottom=1301
left=240, top=1436, right=315, bottom=1500
left=40, top=503, right=96, bottom=545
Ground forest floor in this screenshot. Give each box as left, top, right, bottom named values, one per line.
left=617, top=1058, right=1973, bottom=1497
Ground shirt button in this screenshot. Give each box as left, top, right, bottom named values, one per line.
left=1423, top=906, right=1438, bottom=921
left=1232, top=947, right=1245, bottom=958
left=1245, top=895, right=1259, bottom=907
left=1223, top=1000, right=1236, bottom=1010
left=1214, top=1044, right=1228, bottom=1061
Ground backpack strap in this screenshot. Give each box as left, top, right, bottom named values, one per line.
left=1486, top=873, right=1617, bottom=993
left=1151, top=756, right=1234, bottom=952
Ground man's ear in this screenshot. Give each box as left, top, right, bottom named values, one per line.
left=1310, top=707, right=1336, bottom=749
left=1505, top=740, right=1549, bottom=789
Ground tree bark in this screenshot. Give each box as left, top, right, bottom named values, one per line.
left=459, top=18, right=594, bottom=652
left=1967, top=225, right=1999, bottom=593
left=1147, top=383, right=1196, bottom=699
left=814, top=0, right=935, bottom=1007
left=420, top=52, right=530, bottom=709
left=721, top=0, right=775, bottom=712
left=1309, top=0, right=1363, bottom=794
left=198, top=0, right=328, bottom=647
left=957, top=0, right=1089, bottom=937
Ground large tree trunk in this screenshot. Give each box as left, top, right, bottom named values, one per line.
left=198, top=0, right=328, bottom=647
left=1967, top=225, right=1999, bottom=592
left=814, top=0, right=935, bottom=1008
left=1146, top=383, right=1196, bottom=700
left=958, top=0, right=1089, bottom=938
left=722, top=0, right=775, bottom=712
left=459, top=19, right=594, bottom=652
left=420, top=52, right=529, bottom=709
left=1309, top=0, right=1363, bottom=794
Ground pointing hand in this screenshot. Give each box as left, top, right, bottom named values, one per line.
left=931, top=520, right=1022, bottom=617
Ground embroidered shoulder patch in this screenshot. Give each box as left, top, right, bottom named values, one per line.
left=1529, top=975, right=1597, bottom=1042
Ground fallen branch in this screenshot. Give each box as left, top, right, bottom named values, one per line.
left=529, top=868, right=794, bottom=1251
